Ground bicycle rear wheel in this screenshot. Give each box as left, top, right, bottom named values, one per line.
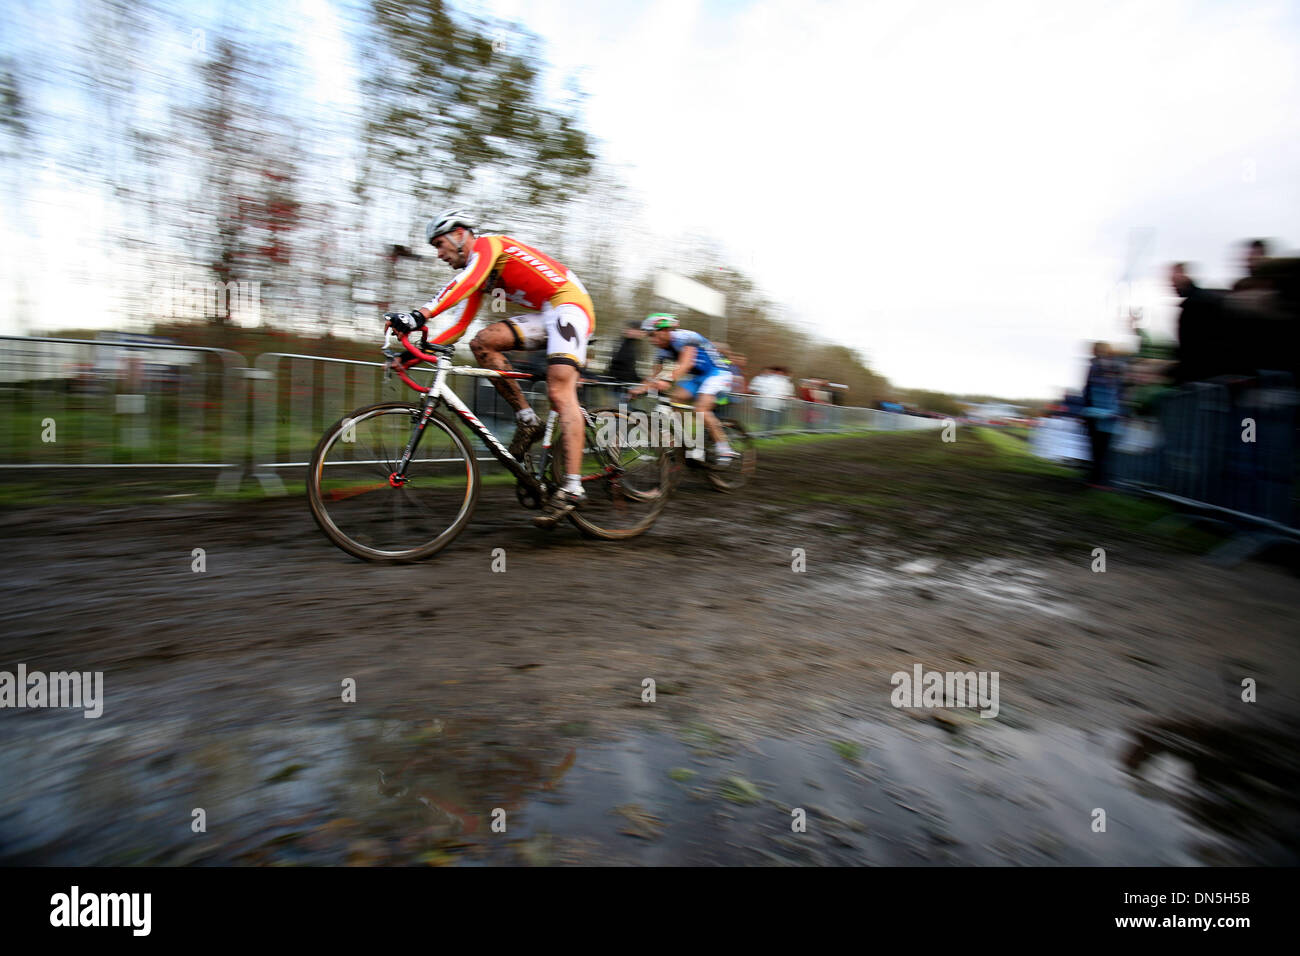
left=552, top=407, right=674, bottom=539
left=307, top=402, right=479, bottom=562
left=704, top=417, right=757, bottom=493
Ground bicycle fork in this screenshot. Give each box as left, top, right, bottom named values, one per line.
left=389, top=394, right=441, bottom=487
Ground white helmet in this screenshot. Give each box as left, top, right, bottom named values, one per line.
left=426, top=209, right=477, bottom=245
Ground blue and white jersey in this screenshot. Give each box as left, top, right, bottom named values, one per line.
left=656, top=330, right=727, bottom=378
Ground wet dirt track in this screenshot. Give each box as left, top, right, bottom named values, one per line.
left=2, top=433, right=1298, bottom=865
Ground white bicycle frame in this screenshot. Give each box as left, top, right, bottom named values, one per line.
left=385, top=328, right=592, bottom=488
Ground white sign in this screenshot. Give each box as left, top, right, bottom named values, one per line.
left=653, top=272, right=726, bottom=318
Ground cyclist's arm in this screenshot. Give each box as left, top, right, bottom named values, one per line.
left=672, top=346, right=697, bottom=382
left=414, top=236, right=498, bottom=345
left=427, top=289, right=483, bottom=345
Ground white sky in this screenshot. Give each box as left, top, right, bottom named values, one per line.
left=465, top=0, right=1300, bottom=397
left=4, top=0, right=1297, bottom=399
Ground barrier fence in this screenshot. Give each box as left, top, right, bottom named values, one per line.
left=574, top=379, right=944, bottom=437
left=722, top=394, right=945, bottom=436
left=0, top=337, right=942, bottom=494
left=1106, top=371, right=1298, bottom=536
left=248, top=352, right=552, bottom=491
left=17, top=335, right=1288, bottom=537
left=0, top=335, right=246, bottom=490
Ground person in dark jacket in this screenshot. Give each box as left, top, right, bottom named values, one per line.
left=607, top=321, right=644, bottom=383
left=1170, top=263, right=1231, bottom=384
left=1081, top=342, right=1123, bottom=487
left=1228, top=240, right=1300, bottom=379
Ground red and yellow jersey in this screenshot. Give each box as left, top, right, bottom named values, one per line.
left=418, top=235, right=594, bottom=345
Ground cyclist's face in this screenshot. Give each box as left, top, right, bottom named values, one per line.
left=432, top=231, right=470, bottom=269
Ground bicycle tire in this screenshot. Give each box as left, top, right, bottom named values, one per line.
left=703, top=417, right=757, bottom=493
left=588, top=405, right=682, bottom=502
left=552, top=407, right=674, bottom=539
left=307, top=402, right=479, bottom=562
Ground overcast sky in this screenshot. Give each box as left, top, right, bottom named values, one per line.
left=462, top=0, right=1300, bottom=397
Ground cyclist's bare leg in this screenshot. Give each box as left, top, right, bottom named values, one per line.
left=470, top=322, right=529, bottom=412
left=691, top=392, right=727, bottom=445
left=548, top=363, right=583, bottom=480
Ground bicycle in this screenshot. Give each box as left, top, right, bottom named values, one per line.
left=698, top=392, right=757, bottom=492
left=613, top=386, right=756, bottom=493
left=307, top=329, right=675, bottom=563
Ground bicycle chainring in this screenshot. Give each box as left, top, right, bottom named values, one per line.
left=515, top=482, right=541, bottom=510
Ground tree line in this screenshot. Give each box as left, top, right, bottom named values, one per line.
left=1, top=0, right=984, bottom=412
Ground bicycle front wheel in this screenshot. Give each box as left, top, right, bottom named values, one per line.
left=704, top=417, right=757, bottom=493
left=552, top=407, right=674, bottom=540
left=307, top=402, right=479, bottom=562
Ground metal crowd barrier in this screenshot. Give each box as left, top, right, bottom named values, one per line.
left=1108, top=372, right=1298, bottom=536
left=0, top=335, right=246, bottom=490
left=730, top=395, right=943, bottom=435
left=249, top=351, right=551, bottom=491
left=0, top=336, right=944, bottom=494
left=574, top=381, right=942, bottom=437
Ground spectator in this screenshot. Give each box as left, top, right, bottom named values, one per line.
left=797, top=378, right=815, bottom=427
left=1170, top=262, right=1230, bottom=384
left=751, top=365, right=794, bottom=433
left=1232, top=239, right=1270, bottom=292
left=1252, top=249, right=1300, bottom=380
left=1081, top=342, right=1122, bottom=487
left=607, top=320, right=644, bottom=384
left=798, top=377, right=830, bottom=428
left=1226, top=238, right=1300, bottom=377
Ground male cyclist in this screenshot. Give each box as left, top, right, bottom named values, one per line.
left=384, top=209, right=595, bottom=528
left=627, top=314, right=738, bottom=462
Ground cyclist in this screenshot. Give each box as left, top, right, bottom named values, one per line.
left=384, top=209, right=595, bottom=528
left=627, top=314, right=738, bottom=463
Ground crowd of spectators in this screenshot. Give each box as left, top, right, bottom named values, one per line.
left=1074, top=237, right=1298, bottom=487
left=1169, top=239, right=1300, bottom=385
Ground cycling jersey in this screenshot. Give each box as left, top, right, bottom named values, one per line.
left=655, top=330, right=727, bottom=378
left=418, top=234, right=595, bottom=367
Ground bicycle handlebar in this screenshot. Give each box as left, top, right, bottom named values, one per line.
left=386, top=328, right=539, bottom=394
left=395, top=330, right=454, bottom=364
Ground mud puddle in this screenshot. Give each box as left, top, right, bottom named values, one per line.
left=800, top=550, right=1086, bottom=622
left=3, top=707, right=1293, bottom=865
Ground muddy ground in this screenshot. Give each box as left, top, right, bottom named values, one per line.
left=1, top=430, right=1298, bottom=865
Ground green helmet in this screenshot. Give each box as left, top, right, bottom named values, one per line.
left=641, top=313, right=679, bottom=331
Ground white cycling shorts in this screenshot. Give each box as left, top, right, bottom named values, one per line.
left=505, top=301, right=592, bottom=370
